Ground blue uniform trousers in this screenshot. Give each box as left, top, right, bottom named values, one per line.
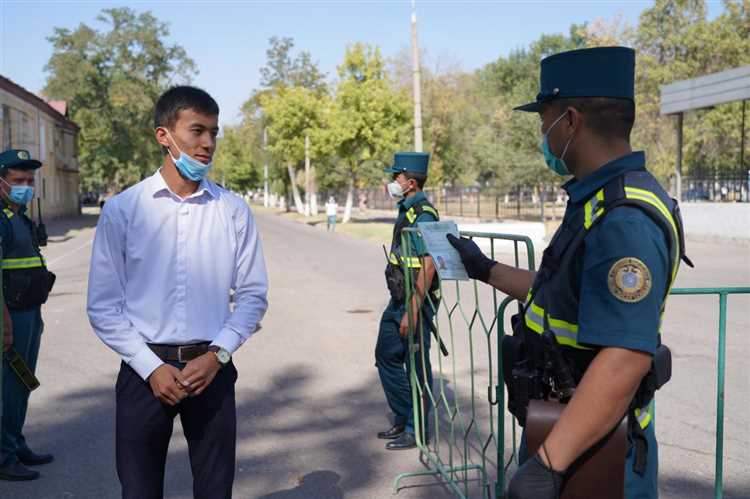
left=1, top=307, right=43, bottom=466
left=518, top=415, right=658, bottom=498
left=375, top=300, right=433, bottom=435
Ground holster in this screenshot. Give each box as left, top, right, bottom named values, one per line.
left=384, top=263, right=405, bottom=303
left=503, top=312, right=547, bottom=426
left=525, top=399, right=627, bottom=499
left=3, top=267, right=56, bottom=310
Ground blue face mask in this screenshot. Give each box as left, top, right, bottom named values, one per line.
left=166, top=131, right=212, bottom=182
left=1, top=178, right=34, bottom=205
left=540, top=111, right=573, bottom=176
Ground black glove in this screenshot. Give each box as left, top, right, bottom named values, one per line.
left=507, top=454, right=564, bottom=499
left=446, top=233, right=496, bottom=282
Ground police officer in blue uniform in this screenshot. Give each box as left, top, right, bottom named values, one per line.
left=449, top=47, right=689, bottom=498
left=0, top=149, right=55, bottom=481
left=376, top=152, right=440, bottom=451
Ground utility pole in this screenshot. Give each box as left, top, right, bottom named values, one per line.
left=410, top=0, right=423, bottom=152
left=263, top=127, right=269, bottom=207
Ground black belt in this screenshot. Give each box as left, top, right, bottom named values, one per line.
left=147, top=342, right=210, bottom=363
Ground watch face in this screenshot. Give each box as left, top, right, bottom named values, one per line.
left=217, top=349, right=231, bottom=364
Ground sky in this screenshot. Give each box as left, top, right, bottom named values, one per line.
left=0, top=0, right=726, bottom=126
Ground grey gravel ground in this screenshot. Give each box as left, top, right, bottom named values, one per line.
left=0, top=207, right=747, bottom=499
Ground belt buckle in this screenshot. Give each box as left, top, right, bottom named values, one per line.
left=177, top=346, right=189, bottom=363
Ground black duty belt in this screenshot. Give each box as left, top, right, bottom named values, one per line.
left=147, top=342, right=210, bottom=363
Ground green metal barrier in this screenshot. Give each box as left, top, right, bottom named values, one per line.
left=493, top=286, right=750, bottom=499
left=394, top=228, right=536, bottom=498
left=396, top=228, right=749, bottom=498
left=668, top=287, right=750, bottom=499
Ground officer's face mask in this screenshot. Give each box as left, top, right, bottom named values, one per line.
left=387, top=177, right=412, bottom=199
left=540, top=110, right=574, bottom=176
left=1, top=177, right=34, bottom=206
left=164, top=130, right=213, bottom=182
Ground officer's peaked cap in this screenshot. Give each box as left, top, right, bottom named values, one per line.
left=515, top=46, right=636, bottom=112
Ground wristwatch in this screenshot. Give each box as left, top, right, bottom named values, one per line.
left=208, top=346, right=231, bottom=367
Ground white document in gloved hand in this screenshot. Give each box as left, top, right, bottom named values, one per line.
left=416, top=221, right=469, bottom=281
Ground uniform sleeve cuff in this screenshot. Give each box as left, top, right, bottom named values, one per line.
left=211, top=328, right=244, bottom=355
left=128, top=345, right=165, bottom=380
left=578, top=331, right=657, bottom=355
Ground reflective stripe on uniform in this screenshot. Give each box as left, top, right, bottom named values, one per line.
left=583, top=189, right=605, bottom=229
left=405, top=207, right=417, bottom=224
left=421, top=206, right=439, bottom=219
left=2, top=256, right=44, bottom=269
left=389, top=251, right=422, bottom=268
left=634, top=400, right=654, bottom=429
left=524, top=301, right=593, bottom=350
left=624, top=186, right=681, bottom=288
left=2, top=208, right=13, bottom=219
left=401, top=256, right=422, bottom=268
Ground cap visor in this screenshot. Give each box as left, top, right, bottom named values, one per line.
left=513, top=101, right=540, bottom=112
left=9, top=160, right=42, bottom=170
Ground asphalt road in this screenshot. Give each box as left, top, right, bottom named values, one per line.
left=0, top=207, right=747, bottom=499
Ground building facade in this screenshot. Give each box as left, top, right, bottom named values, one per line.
left=0, top=74, right=80, bottom=219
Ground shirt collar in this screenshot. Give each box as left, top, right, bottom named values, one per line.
left=564, top=151, right=646, bottom=204
left=399, top=190, right=427, bottom=211
left=149, top=169, right=218, bottom=200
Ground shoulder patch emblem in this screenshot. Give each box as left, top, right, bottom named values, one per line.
left=607, top=257, right=652, bottom=303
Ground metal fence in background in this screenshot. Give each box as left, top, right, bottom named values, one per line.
left=326, top=176, right=750, bottom=224
left=679, top=177, right=750, bottom=202
left=361, top=186, right=568, bottom=222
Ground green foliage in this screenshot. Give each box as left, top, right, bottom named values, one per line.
left=261, top=86, right=331, bottom=166
left=49, top=3, right=747, bottom=196
left=44, top=8, right=196, bottom=192
left=259, top=36, right=327, bottom=94
left=323, top=43, right=412, bottom=190
left=211, top=124, right=262, bottom=191
left=631, top=0, right=750, bottom=179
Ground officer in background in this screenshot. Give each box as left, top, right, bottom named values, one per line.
left=449, top=47, right=688, bottom=498
left=0, top=149, right=55, bottom=481
left=376, top=152, right=439, bottom=451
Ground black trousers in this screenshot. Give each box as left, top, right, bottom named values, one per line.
left=115, top=361, right=237, bottom=499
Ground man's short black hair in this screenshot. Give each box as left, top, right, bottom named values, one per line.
left=154, top=86, right=219, bottom=129
left=552, top=97, right=635, bottom=141
left=396, top=171, right=427, bottom=190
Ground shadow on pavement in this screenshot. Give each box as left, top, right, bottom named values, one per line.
left=1, top=364, right=451, bottom=498
left=257, top=470, right=343, bottom=499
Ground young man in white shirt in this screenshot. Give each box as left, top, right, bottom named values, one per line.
left=87, top=86, right=268, bottom=499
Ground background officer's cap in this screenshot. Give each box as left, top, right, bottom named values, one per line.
left=384, top=152, right=430, bottom=175
left=0, top=149, right=42, bottom=171
left=515, top=46, right=636, bottom=113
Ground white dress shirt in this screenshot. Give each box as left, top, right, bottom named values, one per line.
left=87, top=170, right=268, bottom=380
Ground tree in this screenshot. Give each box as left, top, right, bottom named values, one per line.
left=259, top=36, right=327, bottom=94
left=235, top=36, right=329, bottom=211
left=44, top=8, right=196, bottom=192
left=325, top=43, right=412, bottom=222
left=630, top=0, right=750, bottom=182
left=211, top=124, right=262, bottom=192
left=260, top=87, right=331, bottom=213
